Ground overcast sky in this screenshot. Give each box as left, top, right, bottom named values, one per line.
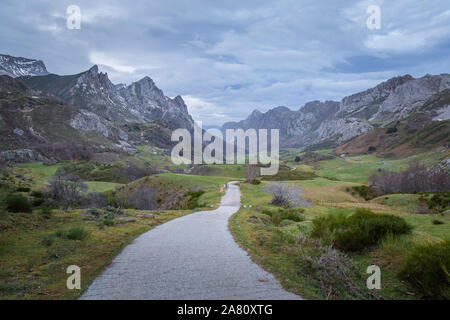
left=1, top=0, right=449, bottom=125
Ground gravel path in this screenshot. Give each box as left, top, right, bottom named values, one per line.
left=80, top=182, right=302, bottom=300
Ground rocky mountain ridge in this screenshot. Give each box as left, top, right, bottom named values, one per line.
left=223, top=74, right=450, bottom=148
left=20, top=65, right=194, bottom=129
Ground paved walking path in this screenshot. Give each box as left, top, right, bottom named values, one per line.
left=80, top=182, right=301, bottom=300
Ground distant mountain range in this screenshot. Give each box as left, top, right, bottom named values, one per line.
left=0, top=53, right=449, bottom=162
left=222, top=74, right=450, bottom=151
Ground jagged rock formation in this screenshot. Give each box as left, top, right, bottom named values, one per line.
left=339, top=75, right=414, bottom=116
left=20, top=65, right=194, bottom=129
left=370, top=74, right=450, bottom=123
left=336, top=90, right=450, bottom=157
left=223, top=74, right=450, bottom=148
left=69, top=110, right=113, bottom=137
left=119, top=76, right=193, bottom=128
left=223, top=100, right=347, bottom=147
left=0, top=54, right=48, bottom=77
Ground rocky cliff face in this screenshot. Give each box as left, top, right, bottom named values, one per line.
left=370, top=74, right=450, bottom=123
left=0, top=149, right=47, bottom=163
left=21, top=65, right=194, bottom=129
left=0, top=54, right=48, bottom=77
left=120, top=77, right=193, bottom=128
left=339, top=75, right=414, bottom=116
left=223, top=74, right=450, bottom=148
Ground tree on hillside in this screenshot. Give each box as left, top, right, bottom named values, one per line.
left=46, top=170, right=88, bottom=208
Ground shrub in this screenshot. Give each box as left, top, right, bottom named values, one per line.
left=39, top=206, right=53, bottom=218
left=264, top=183, right=310, bottom=208
left=432, top=219, right=444, bottom=225
left=311, top=209, right=412, bottom=252
left=32, top=197, right=45, bottom=207
left=105, top=191, right=122, bottom=208
left=16, top=186, right=30, bottom=192
left=58, top=226, right=89, bottom=240
left=41, top=234, right=56, bottom=247
left=262, top=209, right=274, bottom=217
left=349, top=185, right=377, bottom=201
left=250, top=179, right=261, bottom=185
left=280, top=219, right=294, bottom=227
left=87, top=207, right=102, bottom=217
left=311, top=212, right=347, bottom=244
left=262, top=207, right=305, bottom=226
left=398, top=240, right=450, bottom=299
left=103, top=218, right=115, bottom=227
left=296, top=235, right=368, bottom=299
left=30, top=191, right=43, bottom=198
left=104, top=206, right=125, bottom=216
left=6, top=194, right=32, bottom=213
left=270, top=211, right=283, bottom=225
left=386, top=127, right=397, bottom=134
left=368, top=146, right=377, bottom=153
left=419, top=192, right=450, bottom=212
left=294, top=156, right=301, bottom=162
left=184, top=190, right=206, bottom=209
left=55, top=230, right=65, bottom=238
left=282, top=208, right=305, bottom=222
left=248, top=213, right=272, bottom=226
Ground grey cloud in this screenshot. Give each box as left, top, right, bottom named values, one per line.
left=1, top=0, right=449, bottom=125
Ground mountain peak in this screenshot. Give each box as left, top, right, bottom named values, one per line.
left=271, top=106, right=291, bottom=112
left=172, top=95, right=184, bottom=103
left=0, top=53, right=49, bottom=77
left=137, top=76, right=156, bottom=86
left=87, top=65, right=99, bottom=76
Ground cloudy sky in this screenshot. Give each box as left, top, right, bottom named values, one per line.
left=1, top=0, right=449, bottom=125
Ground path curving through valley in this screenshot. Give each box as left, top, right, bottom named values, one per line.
left=80, top=182, right=301, bottom=300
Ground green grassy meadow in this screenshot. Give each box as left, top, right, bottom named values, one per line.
left=229, top=149, right=449, bottom=299
left=1, top=146, right=449, bottom=300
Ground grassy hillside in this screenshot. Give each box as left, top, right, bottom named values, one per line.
left=336, top=119, right=450, bottom=157
left=316, top=151, right=448, bottom=183
left=0, top=159, right=232, bottom=299
left=0, top=208, right=194, bottom=299
left=0, top=89, right=117, bottom=152
left=230, top=171, right=449, bottom=299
